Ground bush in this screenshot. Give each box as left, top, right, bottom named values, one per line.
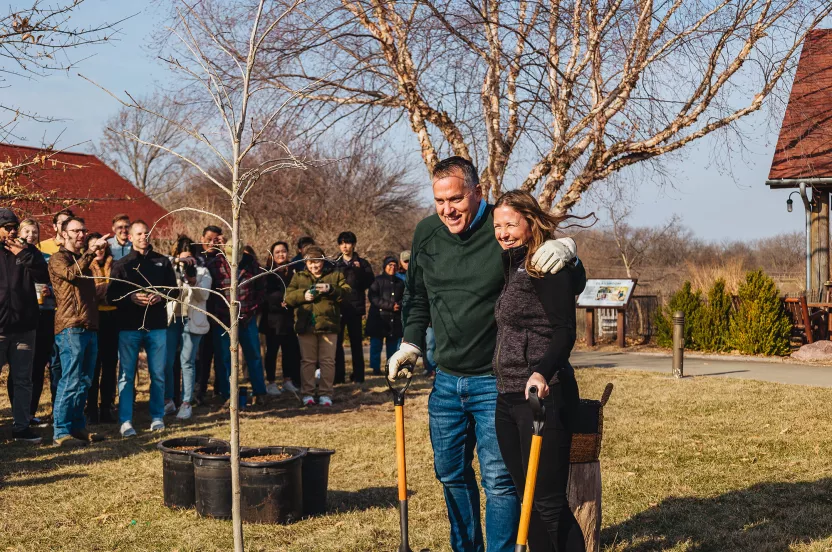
left=728, top=270, right=791, bottom=356
left=693, top=279, right=732, bottom=352
left=656, top=281, right=702, bottom=349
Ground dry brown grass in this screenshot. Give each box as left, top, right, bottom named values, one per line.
left=1, top=368, right=832, bottom=551
left=684, top=259, right=747, bottom=295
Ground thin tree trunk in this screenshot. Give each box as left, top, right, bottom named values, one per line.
left=229, top=157, right=244, bottom=551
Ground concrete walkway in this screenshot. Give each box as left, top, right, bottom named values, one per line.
left=571, top=350, right=832, bottom=388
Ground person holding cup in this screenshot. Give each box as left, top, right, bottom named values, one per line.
left=284, top=245, right=350, bottom=407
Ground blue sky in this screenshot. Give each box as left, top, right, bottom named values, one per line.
left=5, top=1, right=807, bottom=241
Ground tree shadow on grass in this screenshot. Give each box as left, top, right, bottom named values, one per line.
left=0, top=471, right=86, bottom=488
left=326, top=486, right=414, bottom=514
left=602, top=478, right=832, bottom=551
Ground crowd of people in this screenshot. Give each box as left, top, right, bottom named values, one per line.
left=0, top=207, right=412, bottom=446
left=2, top=154, right=589, bottom=551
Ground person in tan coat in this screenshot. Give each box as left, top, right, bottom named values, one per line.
left=49, top=217, right=109, bottom=447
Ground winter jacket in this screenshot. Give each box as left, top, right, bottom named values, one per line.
left=334, top=254, right=374, bottom=315
left=0, top=244, right=49, bottom=334
left=90, top=255, right=116, bottom=312
left=492, top=245, right=586, bottom=394
left=259, top=266, right=297, bottom=336
left=366, top=273, right=404, bottom=338
left=206, top=252, right=265, bottom=326
left=49, top=248, right=100, bottom=334
left=167, top=265, right=212, bottom=335
left=284, top=267, right=350, bottom=334
left=107, top=247, right=179, bottom=331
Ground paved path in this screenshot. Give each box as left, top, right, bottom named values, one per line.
left=571, top=350, right=832, bottom=388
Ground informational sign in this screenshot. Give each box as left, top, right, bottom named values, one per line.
left=577, top=279, right=637, bottom=308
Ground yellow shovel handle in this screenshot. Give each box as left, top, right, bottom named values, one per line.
left=396, top=404, right=408, bottom=501
left=516, top=434, right=543, bottom=546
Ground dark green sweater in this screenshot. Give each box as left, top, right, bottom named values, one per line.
left=403, top=205, right=503, bottom=376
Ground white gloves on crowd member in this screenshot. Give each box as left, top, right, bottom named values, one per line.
left=387, top=342, right=422, bottom=381
left=531, top=237, right=578, bottom=275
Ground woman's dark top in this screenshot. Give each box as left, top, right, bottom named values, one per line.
left=259, top=266, right=296, bottom=336
left=492, top=244, right=586, bottom=394
left=366, top=273, right=405, bottom=339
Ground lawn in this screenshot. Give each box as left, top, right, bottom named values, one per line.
left=1, top=367, right=831, bottom=551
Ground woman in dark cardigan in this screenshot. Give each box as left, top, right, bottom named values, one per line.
left=259, top=241, right=301, bottom=394
left=492, top=189, right=587, bottom=551
left=366, top=256, right=405, bottom=375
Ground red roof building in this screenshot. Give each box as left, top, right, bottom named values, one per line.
left=768, top=29, right=832, bottom=186
left=0, top=143, right=169, bottom=238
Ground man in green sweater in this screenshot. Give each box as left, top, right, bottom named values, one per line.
left=388, top=157, right=577, bottom=552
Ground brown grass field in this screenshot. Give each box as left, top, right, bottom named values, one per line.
left=1, top=367, right=831, bottom=551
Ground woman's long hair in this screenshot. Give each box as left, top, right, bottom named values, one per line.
left=268, top=241, right=290, bottom=271
left=494, top=190, right=592, bottom=278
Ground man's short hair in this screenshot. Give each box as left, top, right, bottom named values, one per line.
left=432, top=156, right=479, bottom=190
left=337, top=231, right=357, bottom=245
left=61, top=216, right=85, bottom=233
left=297, top=236, right=315, bottom=252
left=304, top=244, right=325, bottom=259
left=130, top=219, right=149, bottom=232
left=53, top=208, right=75, bottom=225
left=112, top=213, right=130, bottom=225
left=203, top=225, right=223, bottom=236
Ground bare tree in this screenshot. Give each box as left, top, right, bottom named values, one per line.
left=188, top=0, right=831, bottom=215
left=82, top=2, right=306, bottom=550
left=607, top=206, right=682, bottom=279
left=94, top=94, right=200, bottom=198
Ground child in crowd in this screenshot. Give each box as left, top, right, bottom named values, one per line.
left=366, top=256, right=404, bottom=375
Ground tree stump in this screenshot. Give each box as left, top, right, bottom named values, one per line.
left=567, top=461, right=601, bottom=552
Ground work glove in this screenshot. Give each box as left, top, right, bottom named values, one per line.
left=531, top=237, right=577, bottom=275
left=387, top=342, right=421, bottom=381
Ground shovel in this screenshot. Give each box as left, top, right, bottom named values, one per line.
left=387, top=367, right=429, bottom=552
left=515, top=385, right=546, bottom=552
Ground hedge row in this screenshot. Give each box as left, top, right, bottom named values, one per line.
left=655, top=270, right=791, bottom=356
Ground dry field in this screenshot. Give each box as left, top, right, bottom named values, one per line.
left=1, top=367, right=831, bottom=551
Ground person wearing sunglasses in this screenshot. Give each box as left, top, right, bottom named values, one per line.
left=0, top=208, right=49, bottom=443
left=106, top=213, right=132, bottom=261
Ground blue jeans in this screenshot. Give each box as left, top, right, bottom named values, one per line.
left=180, top=326, right=203, bottom=404
left=53, top=328, right=98, bottom=440
left=165, top=318, right=185, bottom=401
left=425, top=327, right=437, bottom=374
left=429, top=370, right=519, bottom=552
left=213, top=318, right=267, bottom=397
left=117, top=329, right=167, bottom=424
left=369, top=336, right=400, bottom=373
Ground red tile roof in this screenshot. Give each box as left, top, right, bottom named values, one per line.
left=0, top=143, right=170, bottom=238
left=768, top=29, right=832, bottom=183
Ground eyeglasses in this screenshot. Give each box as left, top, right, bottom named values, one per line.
left=2, top=223, right=19, bottom=232
left=114, top=225, right=129, bottom=230
left=67, top=228, right=88, bottom=235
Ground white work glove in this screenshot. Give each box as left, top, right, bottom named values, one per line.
left=387, top=342, right=422, bottom=381
left=531, top=237, right=577, bottom=275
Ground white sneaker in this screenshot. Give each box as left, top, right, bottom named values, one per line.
left=176, top=403, right=193, bottom=420
left=315, top=368, right=321, bottom=380
left=266, top=382, right=282, bottom=396
left=120, top=421, right=137, bottom=438
left=283, top=380, right=299, bottom=393
left=302, top=395, right=316, bottom=407
left=318, top=395, right=333, bottom=407
left=150, top=419, right=165, bottom=431
left=164, top=400, right=176, bottom=415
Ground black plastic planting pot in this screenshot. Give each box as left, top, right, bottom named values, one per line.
left=192, top=445, right=233, bottom=519
left=239, top=447, right=306, bottom=524
left=300, top=448, right=335, bottom=517
left=157, top=436, right=229, bottom=509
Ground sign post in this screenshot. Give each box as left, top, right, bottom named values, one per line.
left=577, top=279, right=637, bottom=348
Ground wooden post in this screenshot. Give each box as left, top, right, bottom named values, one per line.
left=616, top=309, right=625, bottom=348
left=811, top=191, right=830, bottom=302
left=568, top=461, right=601, bottom=552
left=585, top=309, right=595, bottom=347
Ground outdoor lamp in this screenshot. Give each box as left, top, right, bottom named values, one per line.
left=787, top=197, right=793, bottom=212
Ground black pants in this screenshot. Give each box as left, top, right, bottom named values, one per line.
left=495, top=382, right=585, bottom=551
left=7, top=310, right=54, bottom=416
left=196, top=324, right=216, bottom=398
left=87, top=310, right=119, bottom=413
left=264, top=333, right=301, bottom=383
left=335, top=311, right=364, bottom=383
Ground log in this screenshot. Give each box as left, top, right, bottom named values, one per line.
left=567, top=461, right=601, bottom=552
